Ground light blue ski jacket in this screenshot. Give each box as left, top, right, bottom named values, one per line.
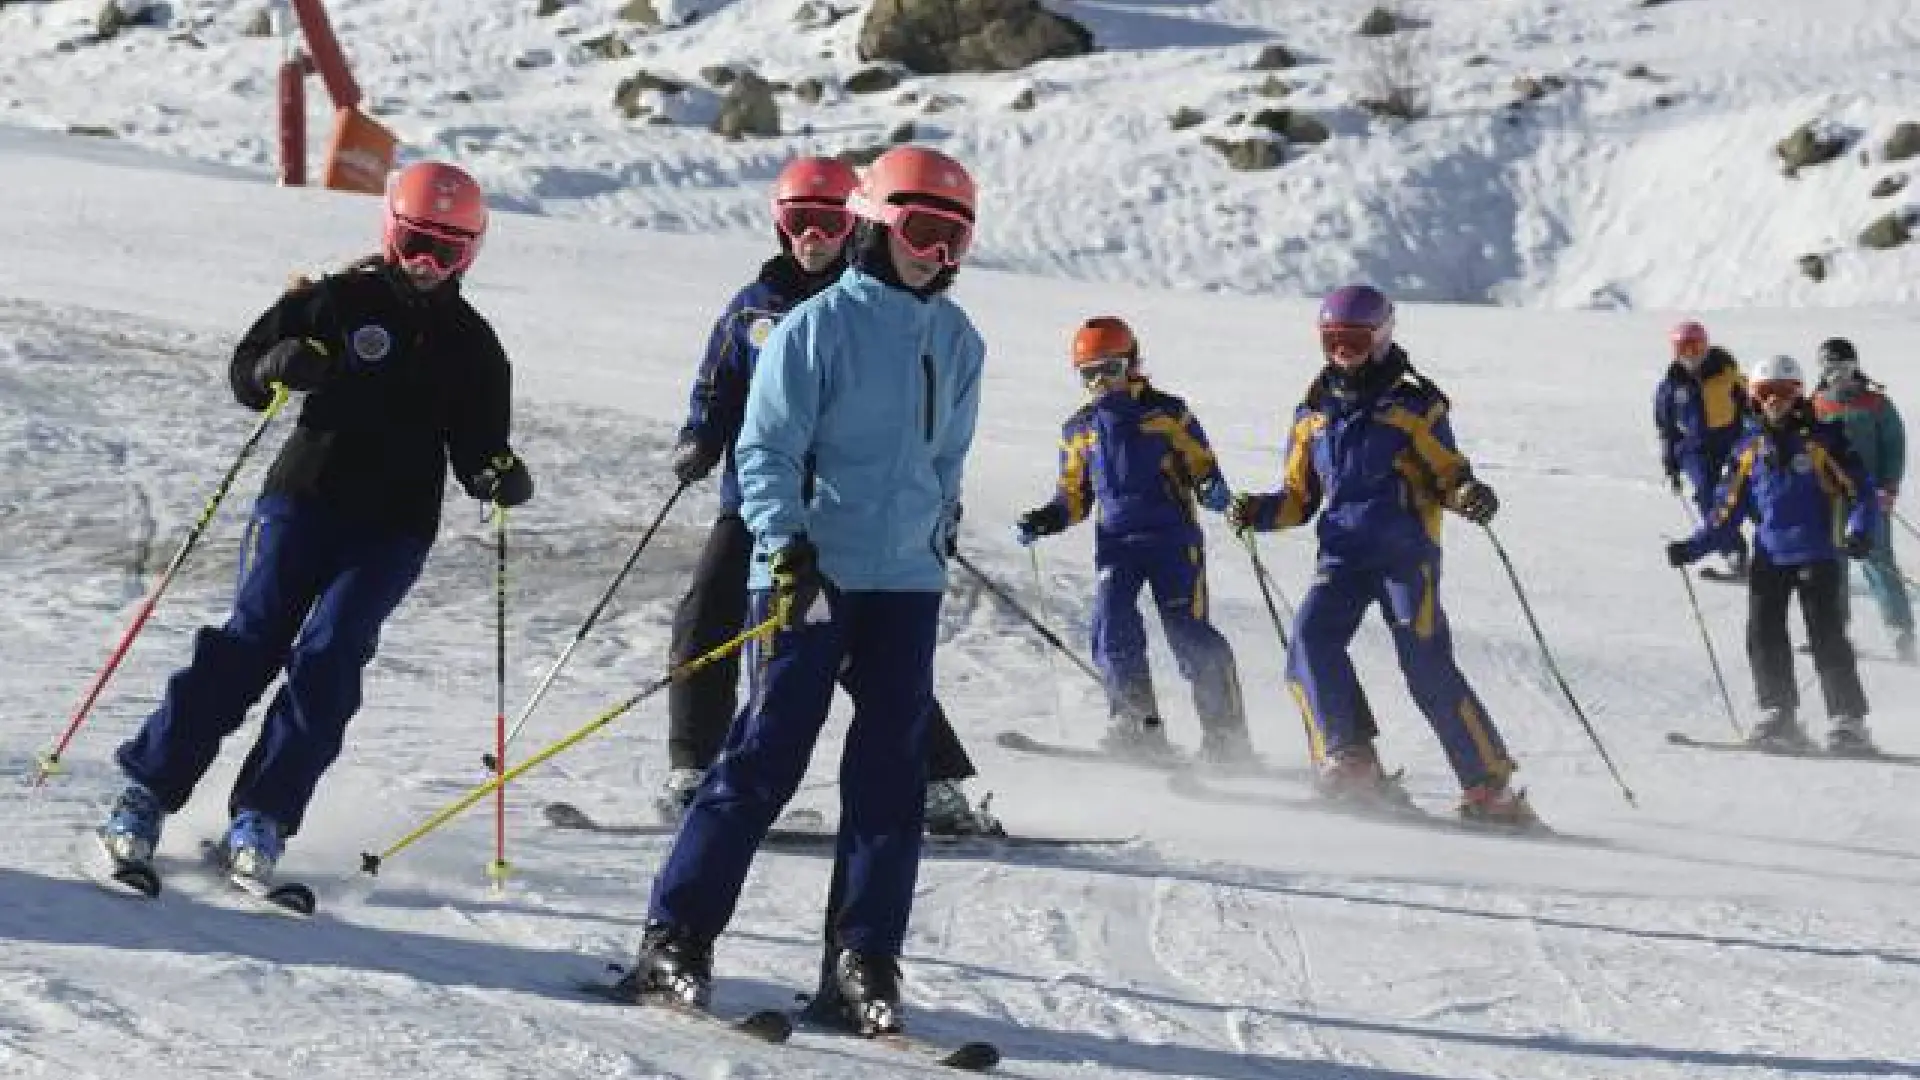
left=736, top=266, right=985, bottom=592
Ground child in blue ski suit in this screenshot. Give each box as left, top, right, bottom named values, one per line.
left=1668, top=353, right=1879, bottom=752
left=1228, top=285, right=1534, bottom=825
left=661, top=155, right=991, bottom=835
left=1015, top=316, right=1250, bottom=761
left=631, top=146, right=985, bottom=1037
left=1810, top=336, right=1913, bottom=662
left=1656, top=320, right=1749, bottom=576
left=96, top=161, right=533, bottom=880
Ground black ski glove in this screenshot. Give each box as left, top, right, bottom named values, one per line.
left=1665, top=540, right=1692, bottom=568
left=937, top=502, right=962, bottom=558
left=1452, top=478, right=1499, bottom=525
left=466, top=451, right=534, bottom=508
left=1844, top=531, right=1874, bottom=559
left=1014, top=504, right=1067, bottom=547
left=769, top=535, right=823, bottom=628
left=670, top=436, right=722, bottom=485
left=253, top=336, right=338, bottom=395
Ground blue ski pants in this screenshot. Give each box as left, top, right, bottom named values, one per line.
left=649, top=588, right=941, bottom=957
left=1285, top=556, right=1514, bottom=788
left=115, top=495, right=431, bottom=834
left=1090, top=542, right=1245, bottom=732
left=1845, top=516, right=1914, bottom=634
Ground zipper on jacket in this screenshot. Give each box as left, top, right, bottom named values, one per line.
left=921, top=353, right=936, bottom=442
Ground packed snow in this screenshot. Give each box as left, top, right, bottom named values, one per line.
left=4, top=1, right=1920, bottom=1078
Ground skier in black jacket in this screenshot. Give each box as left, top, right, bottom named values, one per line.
left=97, top=160, right=533, bottom=884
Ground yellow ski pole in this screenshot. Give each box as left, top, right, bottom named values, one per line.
left=360, top=600, right=787, bottom=875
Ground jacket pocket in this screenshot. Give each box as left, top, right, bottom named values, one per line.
left=921, top=353, right=936, bottom=442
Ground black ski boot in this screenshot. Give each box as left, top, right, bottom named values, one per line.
left=620, top=921, right=714, bottom=1007
left=823, top=948, right=904, bottom=1035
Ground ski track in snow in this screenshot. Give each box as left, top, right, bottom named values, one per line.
left=5, top=3, right=1920, bottom=1073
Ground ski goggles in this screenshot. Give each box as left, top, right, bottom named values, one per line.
left=1821, top=357, right=1860, bottom=383
left=1077, top=356, right=1131, bottom=385
left=1750, top=379, right=1802, bottom=405
left=1319, top=324, right=1379, bottom=359
left=392, top=217, right=478, bottom=276
left=866, top=201, right=974, bottom=267
left=775, top=202, right=855, bottom=244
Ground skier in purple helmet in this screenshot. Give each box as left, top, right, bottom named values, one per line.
left=1228, top=284, right=1539, bottom=826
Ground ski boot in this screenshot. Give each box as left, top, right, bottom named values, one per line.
left=1198, top=726, right=1256, bottom=767
left=1746, top=707, right=1813, bottom=752
left=1099, top=715, right=1176, bottom=762
left=1457, top=776, right=1540, bottom=828
left=1826, top=714, right=1877, bottom=757
left=825, top=948, right=904, bottom=1035
left=1895, top=629, right=1916, bottom=665
left=221, top=809, right=286, bottom=884
left=621, top=920, right=714, bottom=1007
left=1313, top=742, right=1409, bottom=807
left=98, top=781, right=164, bottom=865
left=924, top=779, right=1005, bottom=837
left=654, top=766, right=704, bottom=823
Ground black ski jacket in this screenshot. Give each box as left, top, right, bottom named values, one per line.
left=229, top=259, right=518, bottom=537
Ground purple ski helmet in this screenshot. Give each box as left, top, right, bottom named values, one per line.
left=1317, top=284, right=1394, bottom=366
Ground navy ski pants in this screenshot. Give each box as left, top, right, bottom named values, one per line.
left=1285, top=556, right=1514, bottom=788
left=1090, top=541, right=1244, bottom=732
left=649, top=588, right=940, bottom=958
left=115, top=495, right=431, bottom=834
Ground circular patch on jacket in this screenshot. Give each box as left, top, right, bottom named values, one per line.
left=1673, top=388, right=1690, bottom=404
left=1792, top=452, right=1812, bottom=473
left=351, top=324, right=393, bottom=364
left=748, top=317, right=776, bottom=348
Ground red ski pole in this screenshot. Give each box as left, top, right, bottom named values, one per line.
left=33, top=384, right=291, bottom=787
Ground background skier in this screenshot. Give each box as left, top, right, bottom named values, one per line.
left=1669, top=354, right=1879, bottom=752
left=1227, top=284, right=1535, bottom=826
left=1810, top=336, right=1913, bottom=663
left=1655, top=320, right=1750, bottom=578
left=1014, top=315, right=1250, bottom=762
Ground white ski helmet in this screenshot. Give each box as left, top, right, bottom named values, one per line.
left=1750, top=353, right=1805, bottom=387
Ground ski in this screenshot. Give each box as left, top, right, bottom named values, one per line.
left=82, top=832, right=162, bottom=899
left=543, top=802, right=1135, bottom=850
left=994, top=730, right=1310, bottom=783
left=575, top=966, right=792, bottom=1044
left=1164, top=772, right=1587, bottom=846
left=793, top=994, right=999, bottom=1071
left=1665, top=731, right=1920, bottom=766
left=197, top=840, right=318, bottom=917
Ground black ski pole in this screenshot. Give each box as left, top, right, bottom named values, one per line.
left=1239, top=532, right=1322, bottom=755
left=1892, top=507, right=1920, bottom=544
left=954, top=551, right=1104, bottom=686
left=485, top=480, right=689, bottom=770
left=1481, top=525, right=1637, bottom=806
left=1674, top=563, right=1743, bottom=739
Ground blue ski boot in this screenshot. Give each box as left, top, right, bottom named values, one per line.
left=221, top=809, right=286, bottom=883
left=99, top=782, right=164, bottom=864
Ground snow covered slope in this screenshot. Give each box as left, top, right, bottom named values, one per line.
left=5, top=117, right=1920, bottom=1079
left=1, top=0, right=1917, bottom=308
